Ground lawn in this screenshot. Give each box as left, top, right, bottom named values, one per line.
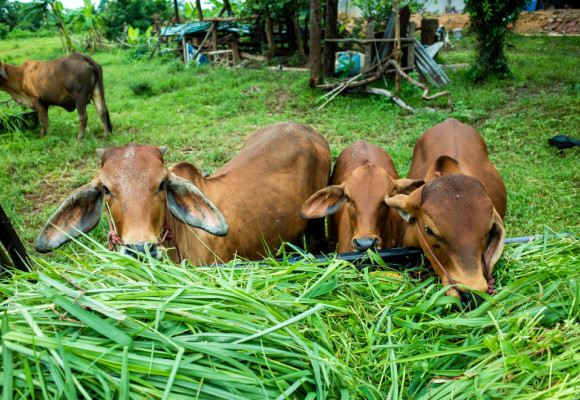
left=0, top=34, right=579, bottom=399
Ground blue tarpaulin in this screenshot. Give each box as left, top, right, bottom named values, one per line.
left=161, top=22, right=251, bottom=41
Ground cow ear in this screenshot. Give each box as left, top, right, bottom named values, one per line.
left=36, top=181, right=103, bottom=253
left=300, top=185, right=345, bottom=219
left=393, top=178, right=424, bottom=195
left=385, top=187, right=422, bottom=223
left=166, top=175, right=228, bottom=236
left=484, top=208, right=506, bottom=272
left=425, top=156, right=462, bottom=181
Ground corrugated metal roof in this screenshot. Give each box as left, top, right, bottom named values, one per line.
left=161, top=22, right=251, bottom=40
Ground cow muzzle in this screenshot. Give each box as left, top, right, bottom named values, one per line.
left=121, top=241, right=162, bottom=260
left=352, top=236, right=380, bottom=252
left=447, top=287, right=485, bottom=310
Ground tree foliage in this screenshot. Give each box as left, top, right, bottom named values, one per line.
left=464, top=0, right=528, bottom=81
left=98, top=0, right=171, bottom=40
left=0, top=0, right=20, bottom=31
left=69, top=0, right=106, bottom=53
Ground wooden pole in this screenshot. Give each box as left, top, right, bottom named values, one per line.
left=173, top=0, right=180, bottom=24
left=309, top=0, right=323, bottom=85
left=393, top=0, right=402, bottom=94
left=196, top=0, right=203, bottom=21
left=212, top=21, right=218, bottom=51
left=322, top=0, right=338, bottom=76
left=364, top=16, right=375, bottom=73
left=408, top=22, right=416, bottom=70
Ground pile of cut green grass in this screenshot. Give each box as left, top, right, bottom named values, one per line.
left=1, top=232, right=578, bottom=399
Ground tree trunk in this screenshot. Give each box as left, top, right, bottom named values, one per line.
left=421, top=18, right=439, bottom=46
left=265, top=7, right=275, bottom=59
left=50, top=4, right=73, bottom=53
left=293, top=10, right=306, bottom=59
left=309, top=0, right=323, bottom=84
left=173, top=0, right=180, bottom=24
left=285, top=16, right=298, bottom=54
left=196, top=0, right=203, bottom=21
left=322, top=0, right=338, bottom=76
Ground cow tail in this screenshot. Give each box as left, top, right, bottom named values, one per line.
left=87, top=56, right=113, bottom=134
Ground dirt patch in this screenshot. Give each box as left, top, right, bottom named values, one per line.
left=267, top=89, right=290, bottom=114
left=410, top=10, right=580, bottom=35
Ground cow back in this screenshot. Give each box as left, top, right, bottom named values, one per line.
left=408, top=118, right=506, bottom=217
left=170, top=121, right=331, bottom=265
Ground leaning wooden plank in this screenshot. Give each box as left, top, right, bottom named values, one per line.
left=0, top=204, right=30, bottom=273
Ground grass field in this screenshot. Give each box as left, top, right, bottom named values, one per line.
left=1, top=34, right=579, bottom=398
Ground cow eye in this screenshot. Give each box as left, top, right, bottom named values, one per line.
left=425, top=226, right=435, bottom=237
left=102, top=185, right=111, bottom=196
left=344, top=195, right=350, bottom=204
left=158, top=180, right=166, bottom=193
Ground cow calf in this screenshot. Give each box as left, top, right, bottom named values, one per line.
left=300, top=140, right=423, bottom=253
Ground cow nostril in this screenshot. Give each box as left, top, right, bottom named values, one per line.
left=353, top=237, right=379, bottom=252
left=125, top=243, right=158, bottom=259
left=459, top=290, right=485, bottom=309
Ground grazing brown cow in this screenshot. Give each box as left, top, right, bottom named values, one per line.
left=386, top=118, right=507, bottom=308
left=300, top=140, right=423, bottom=253
left=36, top=122, right=331, bottom=265
left=0, top=53, right=112, bottom=139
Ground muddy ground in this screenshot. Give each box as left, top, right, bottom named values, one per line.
left=410, top=9, right=580, bottom=35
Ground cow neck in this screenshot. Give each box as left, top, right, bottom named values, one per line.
left=413, top=218, right=497, bottom=296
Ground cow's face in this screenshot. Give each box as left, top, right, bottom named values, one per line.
left=387, top=174, right=505, bottom=308
left=0, top=61, right=7, bottom=86
left=300, top=164, right=423, bottom=252
left=98, top=145, right=169, bottom=258
left=36, top=144, right=228, bottom=258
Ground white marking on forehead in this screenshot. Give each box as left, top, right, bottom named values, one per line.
left=103, top=145, right=164, bottom=203
left=124, top=144, right=136, bottom=159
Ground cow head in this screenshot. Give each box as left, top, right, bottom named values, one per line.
left=0, top=59, right=7, bottom=83
left=36, top=144, right=228, bottom=259
left=300, top=163, right=423, bottom=252
left=386, top=173, right=505, bottom=309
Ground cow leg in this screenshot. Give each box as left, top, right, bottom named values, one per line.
left=76, top=102, right=88, bottom=140
left=304, top=218, right=328, bottom=254
left=30, top=99, right=49, bottom=137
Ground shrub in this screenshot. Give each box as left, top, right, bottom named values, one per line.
left=128, top=79, right=156, bottom=97
left=464, top=0, right=529, bottom=81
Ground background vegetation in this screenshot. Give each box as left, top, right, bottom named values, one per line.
left=0, top=25, right=579, bottom=399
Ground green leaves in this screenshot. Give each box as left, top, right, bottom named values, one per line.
left=464, top=0, right=529, bottom=81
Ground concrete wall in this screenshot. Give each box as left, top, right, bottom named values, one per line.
left=422, top=0, right=466, bottom=14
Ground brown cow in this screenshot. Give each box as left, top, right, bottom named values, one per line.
left=300, top=140, right=423, bottom=253
left=35, top=122, right=331, bottom=265
left=386, top=118, right=507, bottom=308
left=0, top=53, right=112, bottom=139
